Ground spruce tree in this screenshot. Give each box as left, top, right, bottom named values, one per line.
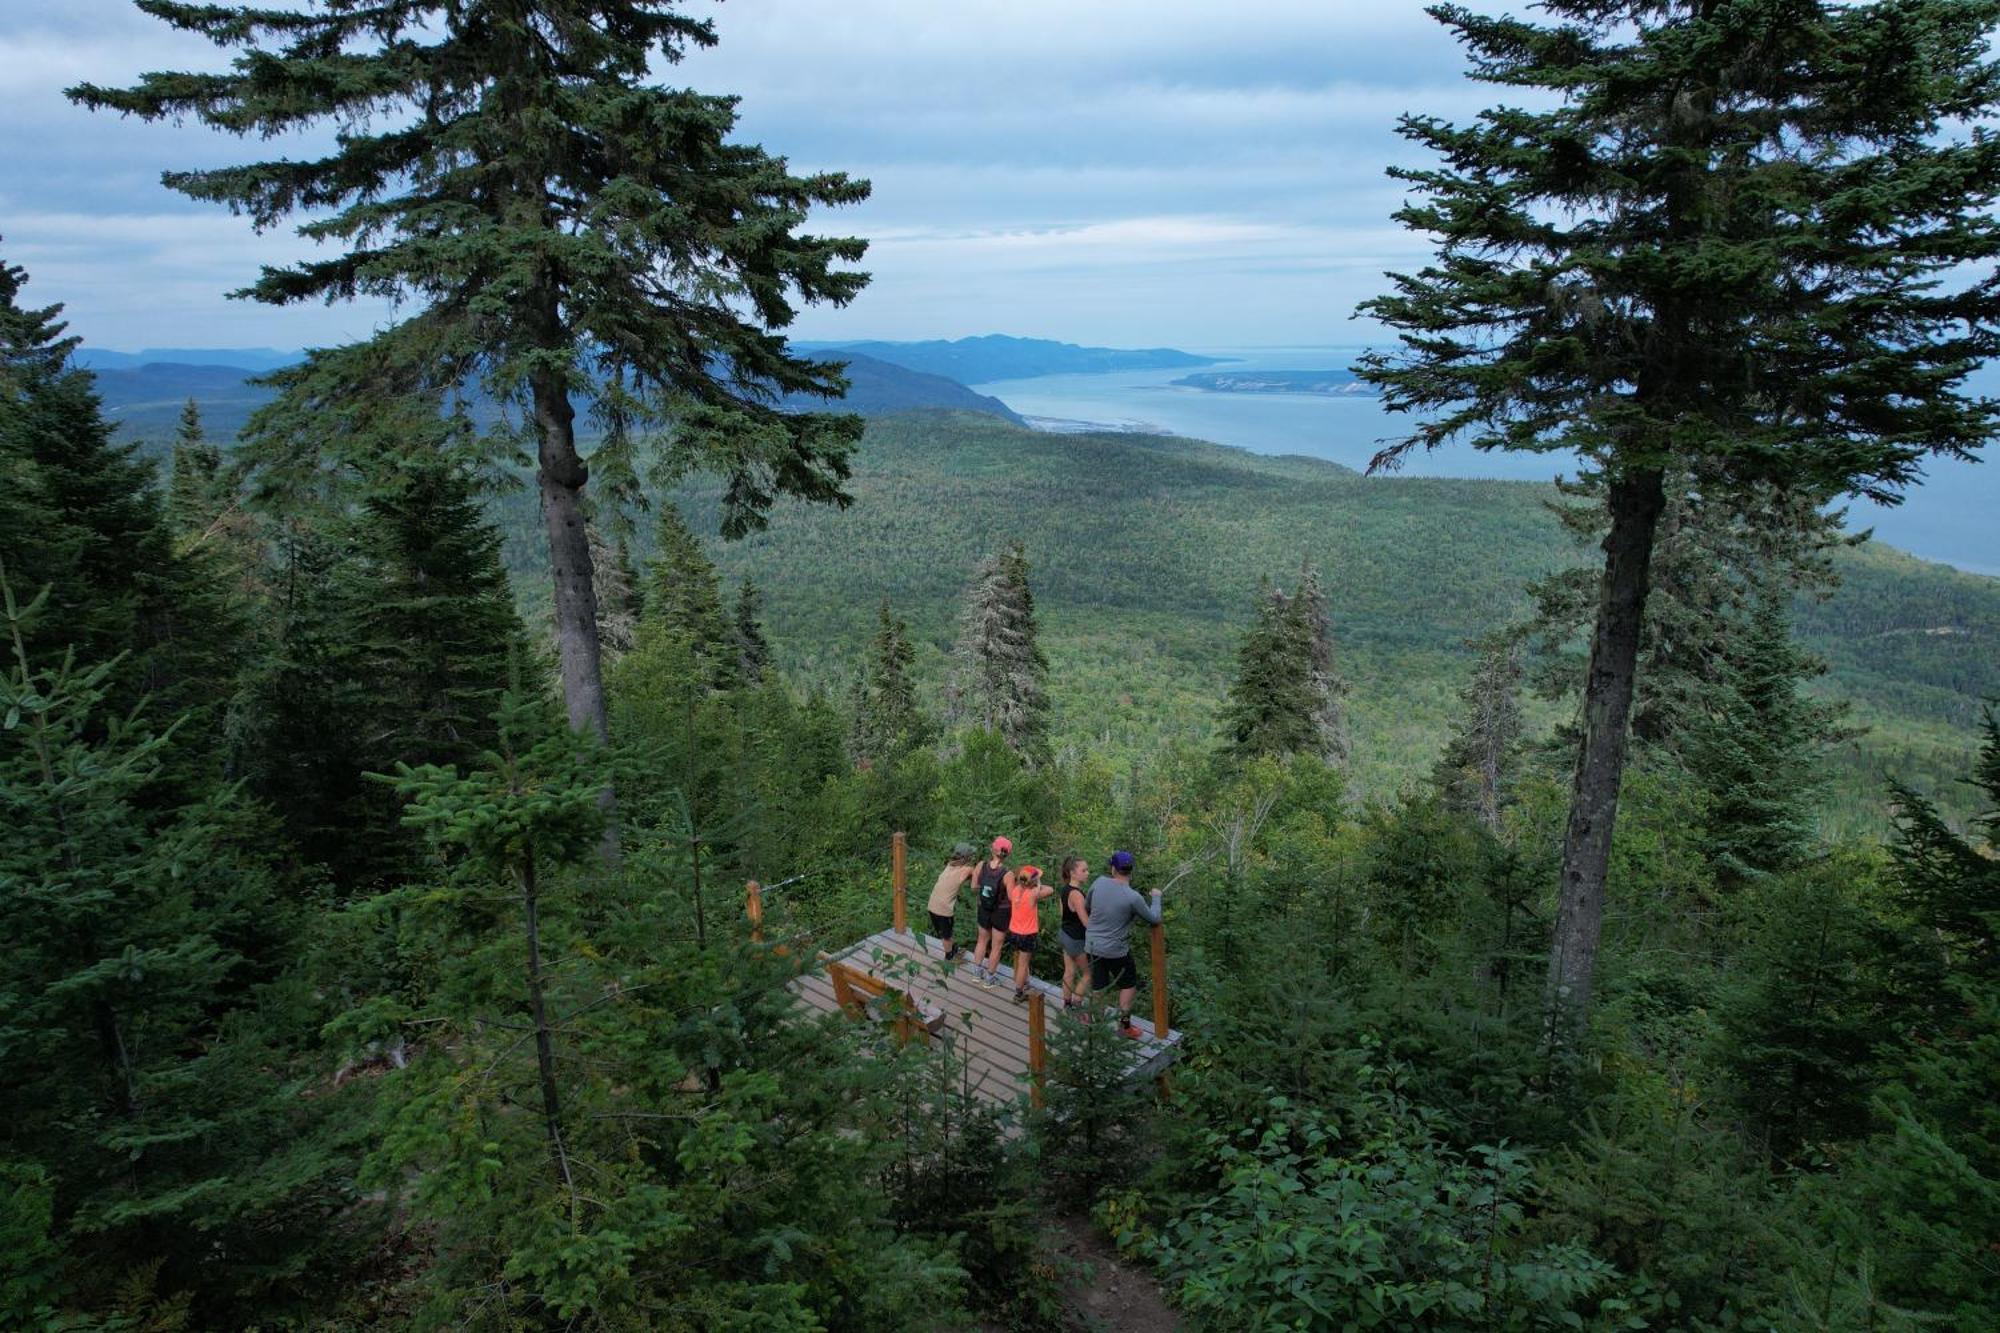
left=1435, top=631, right=1526, bottom=832
left=0, top=254, right=171, bottom=687
left=643, top=502, right=731, bottom=685
left=0, top=572, right=341, bottom=1321
left=1220, top=578, right=1306, bottom=762
left=588, top=522, right=643, bottom=662
left=73, top=2, right=872, bottom=746
left=1685, top=582, right=1834, bottom=890
left=732, top=577, right=772, bottom=685
left=948, top=541, right=1050, bottom=762
left=238, top=523, right=370, bottom=875
left=1293, top=559, right=1350, bottom=767
left=1360, top=0, right=2000, bottom=1022
left=166, top=398, right=224, bottom=537
left=1220, top=564, right=1347, bottom=766
left=0, top=254, right=241, bottom=792
left=365, top=694, right=946, bottom=1325
left=853, top=599, right=929, bottom=767
left=345, top=454, right=523, bottom=772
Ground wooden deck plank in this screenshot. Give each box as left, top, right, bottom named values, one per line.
left=789, top=925, right=1184, bottom=1110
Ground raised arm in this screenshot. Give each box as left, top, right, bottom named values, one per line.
left=1132, top=886, right=1163, bottom=926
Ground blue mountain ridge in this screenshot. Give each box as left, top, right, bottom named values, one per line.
left=79, top=349, right=1025, bottom=442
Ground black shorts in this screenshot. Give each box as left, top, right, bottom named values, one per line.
left=1091, top=953, right=1138, bottom=991
left=928, top=911, right=954, bottom=940
left=1007, top=930, right=1037, bottom=955
left=976, top=897, right=1006, bottom=931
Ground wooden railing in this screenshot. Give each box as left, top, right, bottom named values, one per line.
left=752, top=831, right=1173, bottom=1104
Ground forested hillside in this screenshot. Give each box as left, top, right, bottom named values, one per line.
left=537, top=410, right=1997, bottom=831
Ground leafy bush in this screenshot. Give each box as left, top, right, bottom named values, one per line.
left=1130, top=1089, right=1619, bottom=1331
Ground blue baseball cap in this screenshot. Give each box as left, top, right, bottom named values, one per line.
left=1109, top=850, right=1135, bottom=873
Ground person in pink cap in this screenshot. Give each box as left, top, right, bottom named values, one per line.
left=970, top=836, right=1016, bottom=987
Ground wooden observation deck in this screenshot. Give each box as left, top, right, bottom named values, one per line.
left=755, top=833, right=1184, bottom=1110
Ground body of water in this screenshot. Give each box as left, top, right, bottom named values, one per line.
left=974, top=346, right=1998, bottom=577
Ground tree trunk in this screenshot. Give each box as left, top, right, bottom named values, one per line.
left=519, top=849, right=571, bottom=1195
left=1547, top=466, right=1667, bottom=1026
left=532, top=366, right=608, bottom=743
left=532, top=364, right=620, bottom=857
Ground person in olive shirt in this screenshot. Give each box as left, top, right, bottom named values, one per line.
left=926, top=842, right=977, bottom=960
left=1083, top=850, right=1162, bottom=1038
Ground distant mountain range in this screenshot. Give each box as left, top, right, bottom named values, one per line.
left=803, top=334, right=1228, bottom=383
left=74, top=347, right=305, bottom=373
left=1173, top=369, right=1376, bottom=397
left=79, top=348, right=1024, bottom=442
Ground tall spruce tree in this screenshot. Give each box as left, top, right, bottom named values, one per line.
left=644, top=502, right=732, bottom=686
left=732, top=577, right=771, bottom=685
left=1684, top=581, right=1834, bottom=890
left=0, top=573, right=342, bottom=1322
left=0, top=254, right=172, bottom=692
left=853, top=598, right=929, bottom=768
left=948, top=541, right=1050, bottom=762
left=1435, top=631, right=1526, bottom=832
left=588, top=521, right=643, bottom=662
left=1294, top=560, right=1350, bottom=766
left=166, top=397, right=224, bottom=537
left=1360, top=0, right=2000, bottom=1022
left=72, top=1, right=872, bottom=747
left=344, top=453, right=523, bottom=774
left=0, top=254, right=241, bottom=792
left=1220, top=564, right=1347, bottom=766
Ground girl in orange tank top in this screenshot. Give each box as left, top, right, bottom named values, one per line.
left=1005, top=865, right=1054, bottom=1003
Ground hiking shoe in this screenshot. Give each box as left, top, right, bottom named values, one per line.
left=1012, top=987, right=1030, bottom=1004
left=978, top=969, right=998, bottom=989
left=1117, top=1023, right=1143, bottom=1040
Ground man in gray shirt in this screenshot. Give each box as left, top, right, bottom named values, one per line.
left=1084, top=850, right=1162, bottom=1038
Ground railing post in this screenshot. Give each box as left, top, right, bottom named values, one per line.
left=891, top=830, right=908, bottom=934
left=1149, top=922, right=1170, bottom=1035
left=746, top=880, right=764, bottom=943
left=1150, top=922, right=1171, bottom=1099
left=1028, top=990, right=1047, bottom=1109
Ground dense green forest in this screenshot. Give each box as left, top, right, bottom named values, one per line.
left=511, top=411, right=1996, bottom=836
left=11, top=0, right=2000, bottom=1330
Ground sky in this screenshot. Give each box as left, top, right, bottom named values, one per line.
left=0, top=0, right=1486, bottom=351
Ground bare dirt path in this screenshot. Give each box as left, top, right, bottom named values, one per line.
left=1050, top=1214, right=1181, bottom=1333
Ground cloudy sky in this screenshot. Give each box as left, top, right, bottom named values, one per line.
left=0, top=0, right=1489, bottom=351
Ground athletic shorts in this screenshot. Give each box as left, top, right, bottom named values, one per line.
left=1007, top=930, right=1038, bottom=955
left=1091, top=953, right=1138, bottom=991
left=976, top=897, right=1006, bottom=931
left=1059, top=929, right=1087, bottom=958
left=928, top=911, right=954, bottom=941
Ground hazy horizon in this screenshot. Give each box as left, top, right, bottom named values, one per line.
left=5, top=1, right=1467, bottom=349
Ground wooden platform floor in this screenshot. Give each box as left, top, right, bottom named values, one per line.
left=793, top=927, right=1183, bottom=1109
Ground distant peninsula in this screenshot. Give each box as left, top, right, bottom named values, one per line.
left=808, top=334, right=1227, bottom=383
left=1172, top=369, right=1377, bottom=396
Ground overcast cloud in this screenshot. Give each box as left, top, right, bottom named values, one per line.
left=0, top=0, right=1483, bottom=349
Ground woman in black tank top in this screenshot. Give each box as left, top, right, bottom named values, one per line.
left=1057, top=855, right=1091, bottom=1008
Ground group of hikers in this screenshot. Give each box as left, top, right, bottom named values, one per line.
left=926, top=837, right=1164, bottom=1039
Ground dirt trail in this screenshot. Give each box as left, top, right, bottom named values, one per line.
left=1051, top=1214, right=1181, bottom=1333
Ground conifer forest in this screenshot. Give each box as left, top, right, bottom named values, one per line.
left=6, top=2, right=2000, bottom=1329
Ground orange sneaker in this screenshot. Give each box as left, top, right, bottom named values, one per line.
left=1118, top=1022, right=1143, bottom=1040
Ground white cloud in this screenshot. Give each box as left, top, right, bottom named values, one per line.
left=1, top=0, right=1489, bottom=347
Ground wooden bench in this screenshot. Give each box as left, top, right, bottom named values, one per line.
left=827, top=959, right=947, bottom=1045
